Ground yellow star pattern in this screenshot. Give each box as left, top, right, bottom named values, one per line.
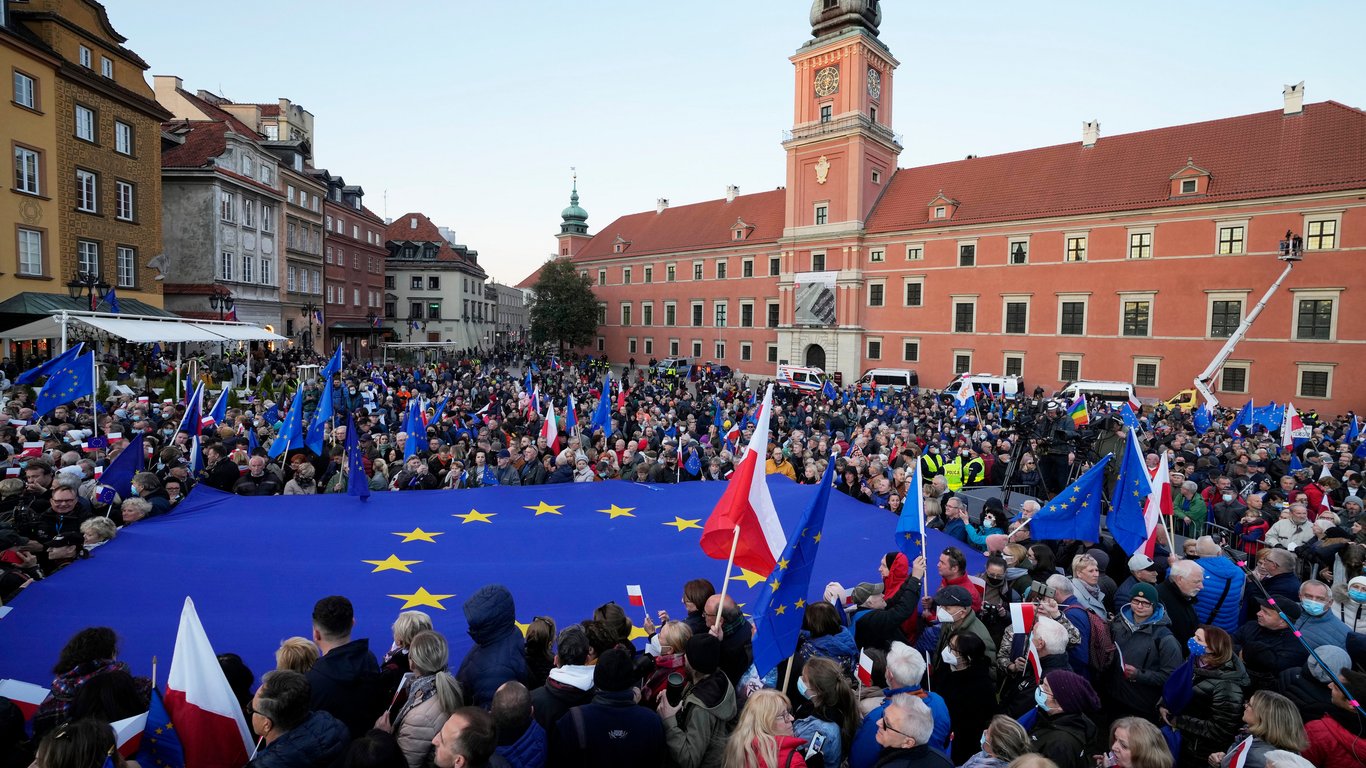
left=663, top=516, right=702, bottom=531
left=362, top=554, right=422, bottom=573
left=388, top=587, right=456, bottom=610
left=597, top=504, right=636, bottom=519
left=812, top=532, right=822, bottom=543
left=524, top=501, right=564, bottom=516
left=628, top=625, right=650, bottom=641
left=775, top=558, right=790, bottom=571
left=454, top=510, right=497, bottom=524
left=730, top=569, right=766, bottom=588
left=769, top=578, right=782, bottom=590
left=774, top=604, right=787, bottom=615
left=392, top=528, right=444, bottom=543
left=794, top=598, right=807, bottom=609
left=514, top=620, right=530, bottom=636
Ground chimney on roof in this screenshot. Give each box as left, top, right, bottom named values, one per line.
left=657, top=198, right=669, bottom=214
left=1283, top=81, right=1305, bottom=115
left=1081, top=120, right=1100, bottom=148
left=725, top=185, right=739, bottom=203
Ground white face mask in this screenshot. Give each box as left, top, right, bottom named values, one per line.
left=940, top=647, right=959, bottom=666
left=935, top=607, right=955, bottom=624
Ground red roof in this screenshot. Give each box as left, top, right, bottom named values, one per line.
left=256, top=103, right=281, bottom=117
left=384, top=212, right=486, bottom=276
left=866, top=101, right=1366, bottom=232
left=515, top=263, right=547, bottom=289
left=573, top=189, right=786, bottom=260
left=161, top=120, right=226, bottom=167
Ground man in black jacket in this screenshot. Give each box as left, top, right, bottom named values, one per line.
left=870, top=693, right=952, bottom=768
left=201, top=444, right=240, bottom=492
left=703, top=594, right=752, bottom=686
left=306, top=595, right=384, bottom=739
left=1156, top=559, right=1202, bottom=647
left=530, top=625, right=595, bottom=732
left=550, top=648, right=664, bottom=766
left=1232, top=596, right=1310, bottom=692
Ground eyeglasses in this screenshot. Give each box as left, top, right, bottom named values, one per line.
left=774, top=710, right=794, bottom=722
left=877, top=717, right=912, bottom=739
left=1130, top=598, right=1153, bottom=607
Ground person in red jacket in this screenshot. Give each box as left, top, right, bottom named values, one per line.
left=724, top=688, right=808, bottom=768
left=1304, top=666, right=1366, bottom=767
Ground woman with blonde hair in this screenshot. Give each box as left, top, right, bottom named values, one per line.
left=1209, top=690, right=1306, bottom=768
left=792, top=656, right=859, bottom=767
left=1108, top=717, right=1172, bottom=768
left=723, top=688, right=806, bottom=768
left=377, top=629, right=464, bottom=768
left=381, top=610, right=433, bottom=696
left=961, top=714, right=1031, bottom=768
left=275, top=636, right=318, bottom=673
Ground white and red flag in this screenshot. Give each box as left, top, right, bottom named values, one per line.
left=111, top=711, right=148, bottom=757
left=0, top=678, right=47, bottom=720
left=164, top=597, right=253, bottom=768
left=1142, top=451, right=1174, bottom=555
left=1281, top=402, right=1311, bottom=449
left=699, top=384, right=786, bottom=577
left=1009, top=603, right=1037, bottom=635
left=857, top=650, right=875, bottom=688
left=1225, top=735, right=1254, bottom=768
left=626, top=585, right=645, bottom=608
left=541, top=401, right=560, bottom=455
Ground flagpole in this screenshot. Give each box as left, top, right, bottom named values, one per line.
left=151, top=655, right=157, bottom=692
left=90, top=347, right=99, bottom=441
left=714, top=524, right=742, bottom=628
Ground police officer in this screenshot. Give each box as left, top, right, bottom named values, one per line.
left=920, top=443, right=945, bottom=478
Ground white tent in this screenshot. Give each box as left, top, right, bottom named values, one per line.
left=1, top=310, right=285, bottom=346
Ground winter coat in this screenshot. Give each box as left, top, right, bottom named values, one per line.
left=307, top=638, right=384, bottom=740
left=1155, top=578, right=1199, bottom=646
left=764, top=735, right=809, bottom=768
left=661, top=672, right=736, bottom=768
left=1242, top=571, right=1302, bottom=623
left=381, top=675, right=451, bottom=768
left=1028, top=710, right=1097, bottom=768
left=1069, top=578, right=1108, bottom=620
left=1333, top=594, right=1366, bottom=634
left=31, top=659, right=151, bottom=740
left=1304, top=711, right=1366, bottom=768
left=1231, top=620, right=1309, bottom=691
left=1278, top=663, right=1336, bottom=722
left=456, top=584, right=531, bottom=707
left=854, top=572, right=922, bottom=651
left=530, top=669, right=594, bottom=732
left=248, top=710, right=350, bottom=768
left=1294, top=608, right=1351, bottom=649
left=1193, top=557, right=1246, bottom=633
left=233, top=471, right=282, bottom=495
left=932, top=662, right=995, bottom=765
left=797, top=628, right=859, bottom=686
left=792, top=707, right=842, bottom=768
left=496, top=719, right=548, bottom=768
left=1169, top=656, right=1249, bottom=768
left=871, top=744, right=953, bottom=768
left=550, top=689, right=666, bottom=768
left=1107, top=604, right=1182, bottom=716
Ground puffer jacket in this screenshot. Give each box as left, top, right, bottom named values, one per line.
left=387, top=681, right=449, bottom=768
left=661, top=672, right=736, bottom=768
left=1304, top=711, right=1366, bottom=768
left=456, top=584, right=530, bottom=707
left=797, top=628, right=859, bottom=685
left=1170, top=656, right=1249, bottom=768
left=1107, top=604, right=1182, bottom=716
left=496, top=719, right=548, bottom=768
left=1193, top=557, right=1245, bottom=633
left=248, top=710, right=350, bottom=768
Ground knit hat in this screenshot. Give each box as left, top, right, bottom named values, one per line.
left=593, top=648, right=639, bottom=692
left=1043, top=670, right=1100, bottom=713
left=1087, top=548, right=1110, bottom=571
left=1346, top=495, right=1364, bottom=508
left=1132, top=583, right=1159, bottom=606
left=1308, top=645, right=1353, bottom=685
left=685, top=633, right=722, bottom=676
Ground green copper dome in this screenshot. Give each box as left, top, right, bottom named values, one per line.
left=560, top=178, right=589, bottom=236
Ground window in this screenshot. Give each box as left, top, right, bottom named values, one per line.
left=693, top=262, right=703, bottom=280
left=407, top=276, right=421, bottom=290
left=872, top=169, right=881, bottom=184
left=1060, top=357, right=1081, bottom=382
left=954, top=353, right=972, bottom=375
left=934, top=206, right=947, bottom=219
left=691, top=341, right=702, bottom=358
left=413, top=302, right=425, bottom=320
left=740, top=343, right=752, bottom=361
left=666, top=265, right=676, bottom=282
left=742, top=259, right=753, bottom=278
left=714, top=302, right=727, bottom=327
left=903, top=340, right=919, bottom=362
left=622, top=267, right=631, bottom=284
left=1134, top=360, right=1159, bottom=389
left=664, top=303, right=677, bottom=326
left=1009, top=239, right=1029, bottom=264
left=767, top=302, right=780, bottom=328
left=769, top=256, right=781, bottom=276
left=628, top=338, right=637, bottom=355
left=384, top=275, right=395, bottom=289
left=1128, top=231, right=1152, bottom=259
left=17, top=227, right=43, bottom=276
left=1297, top=365, right=1333, bottom=399
left=220, top=191, right=235, bottom=222
left=287, top=185, right=295, bottom=203
left=14, top=146, right=41, bottom=194
left=77, top=240, right=99, bottom=276
left=597, top=269, right=606, bottom=286
left=1004, top=354, right=1023, bottom=378
left=1306, top=219, right=1337, bottom=250
left=868, top=283, right=884, bottom=307
left=767, top=344, right=779, bottom=364
left=1004, top=300, right=1028, bottom=334
left=811, top=253, right=825, bottom=271
left=261, top=205, right=275, bottom=233
left=79, top=46, right=91, bottom=68
left=427, top=302, right=441, bottom=319
left=1296, top=298, right=1334, bottom=340
left=1065, top=235, right=1087, bottom=262
left=428, top=276, right=440, bottom=290
left=644, top=266, right=653, bottom=283
left=958, top=244, right=976, bottom=267
left=1217, top=225, right=1244, bottom=254
left=691, top=302, right=703, bottom=327
left=115, top=180, right=134, bottom=221
left=869, top=105, right=877, bottom=123
left=620, top=304, right=632, bottom=326
left=716, top=262, right=728, bottom=279
left=1180, top=178, right=1197, bottom=194
left=241, top=253, right=253, bottom=283
left=75, top=169, right=97, bottom=212
left=815, top=204, right=828, bottom=225
left=820, top=104, right=832, bottom=123
left=906, top=244, right=923, bottom=261
left=220, top=250, right=234, bottom=281
left=642, top=303, right=653, bottom=326
left=335, top=249, right=344, bottom=267
left=645, top=339, right=654, bottom=355
left=953, top=300, right=975, bottom=333
left=74, top=105, right=95, bottom=142
left=14, top=71, right=36, bottom=109
left=740, top=302, right=754, bottom=328
left=1208, top=296, right=1243, bottom=338
left=1122, top=300, right=1151, bottom=337
left=289, top=266, right=298, bottom=292
left=1220, top=364, right=1248, bottom=394
left=904, top=279, right=923, bottom=307
left=100, top=57, right=112, bottom=78
left=1059, top=300, right=1086, bottom=335
left=715, top=342, right=726, bottom=360
left=867, top=339, right=882, bottom=359
left=244, top=198, right=261, bottom=229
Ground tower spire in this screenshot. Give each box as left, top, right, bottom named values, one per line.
left=560, top=167, right=589, bottom=236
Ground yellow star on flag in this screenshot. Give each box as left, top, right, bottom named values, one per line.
left=524, top=501, right=564, bottom=516
left=597, top=504, right=636, bottom=519
left=663, top=516, right=702, bottom=531
left=775, top=558, right=790, bottom=571
left=515, top=620, right=530, bottom=636
left=362, top=554, right=422, bottom=573
left=794, top=598, right=807, bottom=609
left=628, top=625, right=650, bottom=641
left=769, top=578, right=782, bottom=590
left=730, top=569, right=766, bottom=588
left=454, top=510, right=496, bottom=524
left=812, top=532, right=822, bottom=543
left=392, top=528, right=444, bottom=543
left=388, top=587, right=456, bottom=610
left=774, top=604, right=787, bottom=615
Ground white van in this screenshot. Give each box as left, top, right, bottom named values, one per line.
left=942, top=373, right=1024, bottom=399
left=1058, top=380, right=1136, bottom=407
left=858, top=368, right=919, bottom=392
left=776, top=364, right=826, bottom=392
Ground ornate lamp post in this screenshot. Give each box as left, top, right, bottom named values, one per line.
left=208, top=287, right=235, bottom=357
left=66, top=271, right=109, bottom=312
left=300, top=301, right=320, bottom=357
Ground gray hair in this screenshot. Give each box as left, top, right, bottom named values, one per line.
left=1033, top=616, right=1069, bottom=655
left=1182, top=480, right=1199, bottom=493
left=120, top=497, right=152, bottom=517
left=79, top=516, right=117, bottom=543
left=888, top=693, right=934, bottom=744
left=1194, top=536, right=1223, bottom=557
left=1045, top=574, right=1074, bottom=598
left=1170, top=559, right=1202, bottom=582
left=886, top=641, right=925, bottom=688
left=1300, top=579, right=1331, bottom=601
left=1264, top=548, right=1297, bottom=572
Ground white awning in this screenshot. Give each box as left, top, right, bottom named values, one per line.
left=0, top=311, right=286, bottom=343
left=197, top=322, right=285, bottom=341
left=80, top=316, right=227, bottom=343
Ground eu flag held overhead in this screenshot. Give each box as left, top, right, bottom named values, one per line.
left=33, top=352, right=95, bottom=417
left=1028, top=455, right=1111, bottom=541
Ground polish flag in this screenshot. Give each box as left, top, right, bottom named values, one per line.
left=1026, top=643, right=1043, bottom=682
left=0, top=678, right=48, bottom=720
left=164, top=597, right=252, bottom=768
left=19, top=442, right=43, bottom=458
left=541, top=402, right=560, bottom=455
left=626, top=585, right=645, bottom=607
left=1137, top=451, right=1171, bottom=557
left=857, top=650, right=875, bottom=688
left=1281, top=402, right=1311, bottom=449
left=725, top=419, right=741, bottom=448
left=1009, top=603, right=1037, bottom=635
left=111, top=711, right=148, bottom=757
left=1225, top=735, right=1254, bottom=768
left=699, top=384, right=785, bottom=577
left=617, top=382, right=627, bottom=410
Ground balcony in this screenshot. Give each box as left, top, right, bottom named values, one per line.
left=782, top=113, right=902, bottom=148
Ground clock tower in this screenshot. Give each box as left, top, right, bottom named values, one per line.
left=784, top=0, right=901, bottom=234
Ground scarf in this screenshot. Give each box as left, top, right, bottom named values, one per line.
left=394, top=671, right=440, bottom=728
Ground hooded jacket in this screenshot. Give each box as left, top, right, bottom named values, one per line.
left=1193, top=557, right=1246, bottom=633
left=248, top=710, right=350, bottom=768
left=1108, top=604, right=1181, bottom=715
left=662, top=672, right=736, bottom=768
left=1170, top=656, right=1249, bottom=766
left=530, top=668, right=594, bottom=732
left=456, top=584, right=530, bottom=707
left=307, top=638, right=384, bottom=740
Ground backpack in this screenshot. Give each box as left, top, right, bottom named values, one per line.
left=1064, top=605, right=1116, bottom=672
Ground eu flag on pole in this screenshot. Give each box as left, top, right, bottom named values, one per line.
left=15, top=342, right=84, bottom=386
left=403, top=398, right=424, bottom=460
left=267, top=383, right=306, bottom=458
left=104, top=287, right=122, bottom=315
left=1348, top=414, right=1360, bottom=442
left=321, top=345, right=344, bottom=379
left=345, top=412, right=370, bottom=500
left=305, top=377, right=334, bottom=454
left=1161, top=655, right=1196, bottom=714
left=750, top=458, right=836, bottom=678
left=33, top=352, right=95, bottom=418
left=564, top=394, right=578, bottom=434
left=1228, top=400, right=1253, bottom=437
left=205, top=386, right=229, bottom=429
left=101, top=434, right=145, bottom=496
left=822, top=379, right=838, bottom=400
left=135, top=688, right=184, bottom=768
left=591, top=374, right=613, bottom=437
left=1108, top=431, right=1156, bottom=556
left=1028, top=455, right=1111, bottom=541
left=1192, top=402, right=1211, bottom=434
left=1120, top=402, right=1142, bottom=433
left=896, top=460, right=928, bottom=564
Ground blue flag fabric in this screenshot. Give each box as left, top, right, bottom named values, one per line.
left=15, top=342, right=84, bottom=386
left=187, top=435, right=204, bottom=476
left=1289, top=453, right=1303, bottom=472
left=101, top=434, right=145, bottom=495
left=33, top=352, right=95, bottom=417
left=247, top=426, right=259, bottom=455
left=136, top=688, right=184, bottom=768
left=1192, top=403, right=1211, bottom=434
left=564, top=394, right=578, bottom=434
left=1028, top=455, right=1111, bottom=541
left=1120, top=403, right=1142, bottom=433
left=321, top=345, right=344, bottom=379
left=176, top=382, right=203, bottom=437
left=305, top=378, right=335, bottom=455
left=822, top=379, right=838, bottom=400
left=713, top=397, right=725, bottom=430
left=403, top=398, right=424, bottom=460
left=1228, top=401, right=1254, bottom=436
left=0, top=477, right=893, bottom=684
left=1162, top=655, right=1196, bottom=714
left=684, top=448, right=702, bottom=477
left=267, top=383, right=306, bottom=458
left=1108, top=432, right=1155, bottom=556
left=206, top=386, right=229, bottom=428
left=346, top=412, right=370, bottom=500
left=263, top=402, right=280, bottom=426
left=1348, top=415, right=1360, bottom=442
left=591, top=375, right=613, bottom=436
left=751, top=460, right=836, bottom=678
left=1253, top=403, right=1282, bottom=432
left=896, top=461, right=986, bottom=595
left=104, top=287, right=122, bottom=314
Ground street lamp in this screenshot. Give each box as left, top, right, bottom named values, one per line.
left=300, top=301, right=320, bottom=357
left=66, top=271, right=110, bottom=311
left=365, top=310, right=378, bottom=361
left=208, top=287, right=235, bottom=358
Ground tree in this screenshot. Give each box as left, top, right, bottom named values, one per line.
left=529, top=259, right=599, bottom=353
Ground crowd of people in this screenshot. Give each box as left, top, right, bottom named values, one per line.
left=1, top=343, right=1362, bottom=768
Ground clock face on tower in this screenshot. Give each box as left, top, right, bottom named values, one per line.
left=814, top=66, right=839, bottom=97
left=867, top=67, right=881, bottom=99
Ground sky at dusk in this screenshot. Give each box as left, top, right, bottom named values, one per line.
left=109, top=1, right=1366, bottom=285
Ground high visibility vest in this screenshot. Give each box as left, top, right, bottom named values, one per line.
left=963, top=457, right=986, bottom=486
left=943, top=456, right=966, bottom=491
left=920, top=453, right=945, bottom=477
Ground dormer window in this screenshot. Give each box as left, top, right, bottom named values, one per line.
left=732, top=218, right=754, bottom=241
left=1181, top=179, right=1197, bottom=194
left=1169, top=158, right=1211, bottom=198
left=927, top=190, right=960, bottom=222
left=934, top=206, right=946, bottom=219
left=613, top=234, right=631, bottom=253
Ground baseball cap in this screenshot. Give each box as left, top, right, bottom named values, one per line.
left=1128, top=553, right=1157, bottom=572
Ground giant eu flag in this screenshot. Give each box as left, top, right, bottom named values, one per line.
left=1028, top=455, right=1111, bottom=541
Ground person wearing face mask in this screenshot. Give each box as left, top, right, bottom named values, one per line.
left=929, top=632, right=994, bottom=765
left=1027, top=670, right=1101, bottom=768
left=958, top=715, right=1031, bottom=768
left=791, top=657, right=858, bottom=768
left=978, top=556, right=1021, bottom=648
left=1331, top=574, right=1366, bottom=633
left=929, top=585, right=995, bottom=678
left=1105, top=582, right=1181, bottom=722
left=1293, top=579, right=1350, bottom=649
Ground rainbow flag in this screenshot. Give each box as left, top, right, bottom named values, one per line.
left=1067, top=394, right=1090, bottom=427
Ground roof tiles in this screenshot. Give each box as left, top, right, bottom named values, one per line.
left=574, top=189, right=786, bottom=260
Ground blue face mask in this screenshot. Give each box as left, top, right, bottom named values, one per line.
left=796, top=677, right=810, bottom=699
left=1034, top=687, right=1049, bottom=712
left=1349, top=590, right=1366, bottom=603
left=1302, top=600, right=1327, bottom=617
left=1187, top=637, right=1206, bottom=657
